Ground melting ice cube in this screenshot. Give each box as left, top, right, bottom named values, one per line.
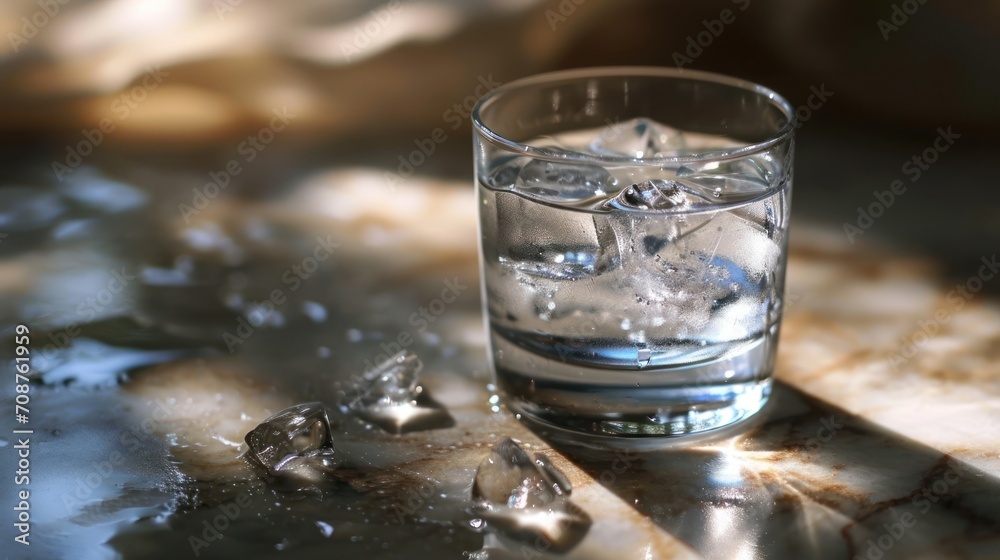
left=347, top=350, right=453, bottom=434
left=515, top=158, right=612, bottom=203
left=607, top=179, right=713, bottom=211
left=243, top=402, right=339, bottom=485
left=353, top=350, right=421, bottom=407
left=494, top=190, right=606, bottom=281
left=471, top=438, right=590, bottom=553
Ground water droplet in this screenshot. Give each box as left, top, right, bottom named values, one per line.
left=315, top=520, right=334, bottom=537
left=301, top=300, right=327, bottom=323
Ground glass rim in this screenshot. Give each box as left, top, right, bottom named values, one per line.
left=472, top=66, right=796, bottom=166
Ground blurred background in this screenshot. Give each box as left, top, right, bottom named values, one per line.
left=0, top=0, right=997, bottom=266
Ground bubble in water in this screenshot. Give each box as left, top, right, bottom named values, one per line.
left=471, top=438, right=590, bottom=553
left=243, top=402, right=339, bottom=486
left=347, top=350, right=453, bottom=434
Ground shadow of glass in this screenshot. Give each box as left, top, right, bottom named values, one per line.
left=541, top=381, right=1000, bottom=560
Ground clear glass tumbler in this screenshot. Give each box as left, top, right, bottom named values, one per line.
left=473, top=67, right=795, bottom=442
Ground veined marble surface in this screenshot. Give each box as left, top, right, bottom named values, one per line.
left=1, top=168, right=997, bottom=559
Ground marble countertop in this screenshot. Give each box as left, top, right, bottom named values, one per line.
left=1, top=166, right=997, bottom=560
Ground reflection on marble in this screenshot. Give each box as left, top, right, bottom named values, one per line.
left=779, top=229, right=1000, bottom=476
left=550, top=382, right=1000, bottom=559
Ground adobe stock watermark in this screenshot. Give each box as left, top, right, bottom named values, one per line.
left=594, top=450, right=640, bottom=487
left=7, top=0, right=71, bottom=54
left=804, top=416, right=844, bottom=450
left=213, top=0, right=247, bottom=21
left=178, top=106, right=297, bottom=223
left=388, top=478, right=441, bottom=524
left=222, top=234, right=340, bottom=353
left=887, top=255, right=998, bottom=371
left=357, top=277, right=469, bottom=375
left=793, top=84, right=834, bottom=129
left=672, top=0, right=751, bottom=69
left=877, top=0, right=927, bottom=41
left=340, top=0, right=404, bottom=62
left=852, top=461, right=967, bottom=560
left=51, top=65, right=170, bottom=182
left=545, top=0, right=587, bottom=31
left=188, top=491, right=254, bottom=556
left=383, top=75, right=502, bottom=190
left=33, top=266, right=136, bottom=371
left=588, top=115, right=631, bottom=153
left=59, top=396, right=177, bottom=512
left=843, top=126, right=960, bottom=244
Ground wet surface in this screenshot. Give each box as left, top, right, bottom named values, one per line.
left=0, top=164, right=688, bottom=559
left=0, top=0, right=995, bottom=555
left=0, top=158, right=997, bottom=560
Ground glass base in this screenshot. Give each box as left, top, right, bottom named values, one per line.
left=498, top=373, right=772, bottom=450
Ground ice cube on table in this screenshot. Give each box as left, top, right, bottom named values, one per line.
left=472, top=438, right=590, bottom=552
left=243, top=402, right=339, bottom=486
left=352, top=350, right=422, bottom=408
left=588, top=117, right=688, bottom=158
left=473, top=437, right=571, bottom=507
left=347, top=350, right=453, bottom=434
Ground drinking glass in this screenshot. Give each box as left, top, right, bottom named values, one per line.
left=473, top=67, right=795, bottom=443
